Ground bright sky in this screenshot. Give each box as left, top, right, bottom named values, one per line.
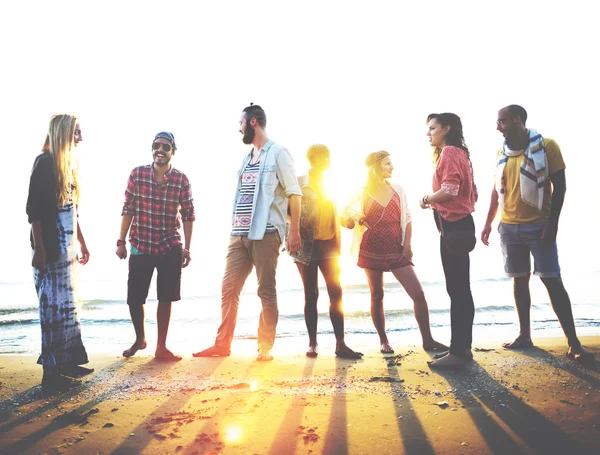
left=2, top=1, right=599, bottom=300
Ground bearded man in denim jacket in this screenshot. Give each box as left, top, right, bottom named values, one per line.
left=194, top=104, right=302, bottom=361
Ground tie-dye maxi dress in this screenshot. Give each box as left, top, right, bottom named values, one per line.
left=33, top=203, right=89, bottom=373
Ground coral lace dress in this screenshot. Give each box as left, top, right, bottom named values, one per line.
left=357, top=191, right=412, bottom=271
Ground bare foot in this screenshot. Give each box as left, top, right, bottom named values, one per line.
left=257, top=348, right=273, bottom=361
left=123, top=340, right=147, bottom=358
left=434, top=349, right=473, bottom=360
left=567, top=346, right=594, bottom=364
left=42, top=373, right=82, bottom=392
left=306, top=345, right=318, bottom=358
left=502, top=336, right=533, bottom=350
left=335, top=343, right=363, bottom=359
left=155, top=348, right=182, bottom=362
left=380, top=343, right=394, bottom=354
left=428, top=353, right=468, bottom=368
left=59, top=365, right=95, bottom=377
left=192, top=345, right=231, bottom=357
left=423, top=340, right=449, bottom=352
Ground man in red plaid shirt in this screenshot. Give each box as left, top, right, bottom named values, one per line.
left=116, top=132, right=195, bottom=361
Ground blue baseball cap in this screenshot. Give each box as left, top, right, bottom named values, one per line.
left=154, top=131, right=176, bottom=148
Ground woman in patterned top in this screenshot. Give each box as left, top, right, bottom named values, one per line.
left=341, top=151, right=447, bottom=354
left=420, top=113, right=478, bottom=368
left=26, top=114, right=93, bottom=391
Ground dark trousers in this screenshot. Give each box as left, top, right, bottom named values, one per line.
left=437, top=213, right=476, bottom=357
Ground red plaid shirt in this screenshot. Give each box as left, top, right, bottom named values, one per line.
left=122, top=164, right=195, bottom=255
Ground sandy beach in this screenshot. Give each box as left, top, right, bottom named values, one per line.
left=0, top=336, right=598, bottom=455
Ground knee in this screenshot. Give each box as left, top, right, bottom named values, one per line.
left=370, top=290, right=384, bottom=303
left=513, top=276, right=530, bottom=291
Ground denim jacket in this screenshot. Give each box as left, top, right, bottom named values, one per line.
left=231, top=140, right=302, bottom=241
left=292, top=174, right=341, bottom=265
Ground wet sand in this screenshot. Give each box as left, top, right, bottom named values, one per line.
left=0, top=336, right=599, bottom=455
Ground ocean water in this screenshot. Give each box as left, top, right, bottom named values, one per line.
left=1, top=270, right=599, bottom=356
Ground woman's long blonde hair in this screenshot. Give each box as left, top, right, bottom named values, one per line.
left=42, top=114, right=79, bottom=206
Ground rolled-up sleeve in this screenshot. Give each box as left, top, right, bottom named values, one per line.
left=121, top=171, right=137, bottom=216
left=438, top=151, right=461, bottom=196
left=275, top=148, right=302, bottom=197
left=179, top=175, right=195, bottom=222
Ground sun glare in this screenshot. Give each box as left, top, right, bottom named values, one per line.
left=250, top=380, right=259, bottom=392
left=224, top=425, right=243, bottom=444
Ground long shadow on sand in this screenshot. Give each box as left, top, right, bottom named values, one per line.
left=320, top=356, right=351, bottom=455
left=386, top=354, right=436, bottom=455
left=433, top=361, right=589, bottom=454
left=511, top=346, right=599, bottom=387
left=268, top=356, right=317, bottom=454
left=111, top=356, right=228, bottom=455
left=0, top=358, right=130, bottom=453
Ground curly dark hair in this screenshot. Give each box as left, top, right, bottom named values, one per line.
left=427, top=112, right=470, bottom=163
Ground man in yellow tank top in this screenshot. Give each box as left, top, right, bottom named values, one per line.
left=480, top=105, right=592, bottom=362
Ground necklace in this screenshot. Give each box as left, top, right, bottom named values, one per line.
left=250, top=149, right=262, bottom=165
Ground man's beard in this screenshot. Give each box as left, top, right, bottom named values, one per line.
left=242, top=123, right=255, bottom=144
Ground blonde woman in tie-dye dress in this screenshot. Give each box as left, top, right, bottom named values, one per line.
left=26, top=114, right=92, bottom=391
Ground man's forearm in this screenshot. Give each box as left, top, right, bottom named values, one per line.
left=485, top=189, right=499, bottom=225
left=119, top=215, right=134, bottom=241
left=288, top=195, right=301, bottom=232
left=548, top=171, right=566, bottom=225
left=183, top=221, right=193, bottom=250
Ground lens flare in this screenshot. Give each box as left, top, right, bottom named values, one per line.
left=224, top=425, right=243, bottom=443
left=250, top=380, right=259, bottom=392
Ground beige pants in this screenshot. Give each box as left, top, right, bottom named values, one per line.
left=215, top=232, right=281, bottom=351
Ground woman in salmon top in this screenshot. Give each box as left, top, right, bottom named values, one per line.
left=420, top=113, right=478, bottom=368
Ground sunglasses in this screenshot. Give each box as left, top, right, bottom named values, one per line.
left=152, top=142, right=172, bottom=153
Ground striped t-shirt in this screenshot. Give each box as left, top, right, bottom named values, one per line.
left=231, top=161, right=276, bottom=236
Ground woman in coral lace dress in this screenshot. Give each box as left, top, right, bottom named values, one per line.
left=341, top=151, right=447, bottom=354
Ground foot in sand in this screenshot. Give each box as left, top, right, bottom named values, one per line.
left=192, top=345, right=231, bottom=357
left=502, top=336, right=533, bottom=350
left=306, top=345, right=318, bottom=358
left=433, top=349, right=473, bottom=360
left=567, top=346, right=594, bottom=364
left=380, top=343, right=395, bottom=354
left=423, top=340, right=449, bottom=352
left=42, top=373, right=82, bottom=392
left=123, top=340, right=147, bottom=358
left=59, top=365, right=95, bottom=377
left=257, top=348, right=273, bottom=361
left=335, top=344, right=363, bottom=359
left=155, top=348, right=182, bottom=362
left=428, top=353, right=468, bottom=368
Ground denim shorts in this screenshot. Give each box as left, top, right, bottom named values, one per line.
left=498, top=222, right=560, bottom=278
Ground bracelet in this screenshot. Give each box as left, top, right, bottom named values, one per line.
left=183, top=248, right=190, bottom=253
left=116, top=239, right=126, bottom=246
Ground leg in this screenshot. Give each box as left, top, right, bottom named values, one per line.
left=123, top=304, right=147, bottom=357
left=297, top=261, right=320, bottom=356
left=123, top=254, right=153, bottom=357
left=540, top=277, right=590, bottom=359
left=251, top=233, right=281, bottom=360
left=154, top=246, right=183, bottom=361
left=391, top=265, right=447, bottom=351
left=364, top=268, right=393, bottom=353
left=320, top=258, right=363, bottom=358
left=503, top=275, right=534, bottom=348
left=194, top=236, right=253, bottom=357
left=439, top=237, right=475, bottom=357
left=498, top=222, right=534, bottom=349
